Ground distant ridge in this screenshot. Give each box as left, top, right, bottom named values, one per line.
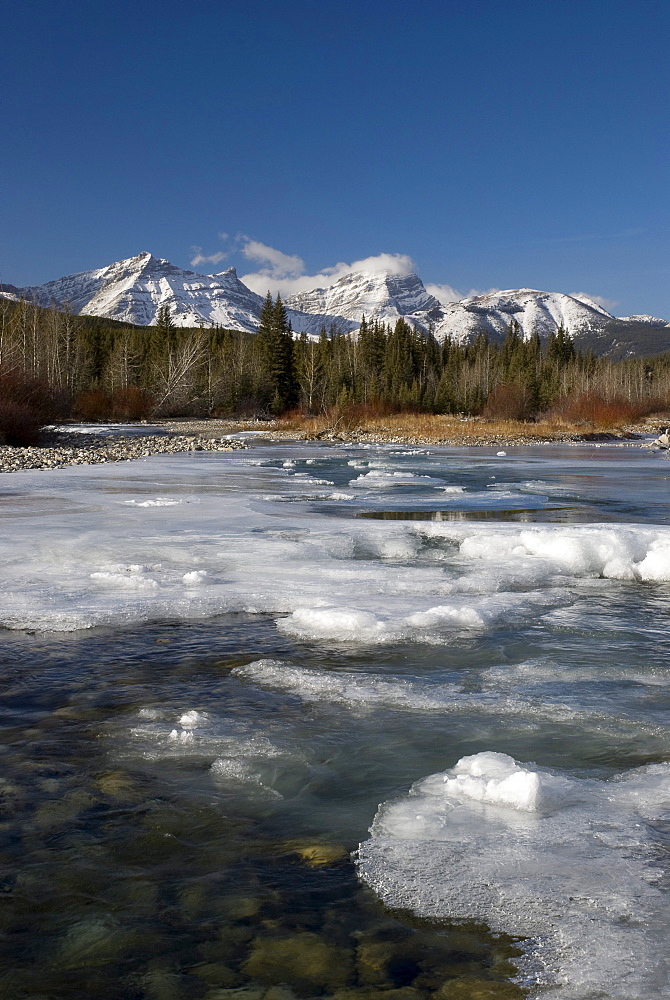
left=434, top=288, right=616, bottom=342
left=2, top=253, right=668, bottom=357
left=285, top=270, right=443, bottom=334
left=1, top=252, right=266, bottom=331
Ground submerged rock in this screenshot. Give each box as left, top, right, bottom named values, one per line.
left=282, top=840, right=349, bottom=867
left=435, top=980, right=524, bottom=999
left=243, top=932, right=354, bottom=991
left=204, top=988, right=265, bottom=1000
left=355, top=937, right=401, bottom=986
left=263, top=987, right=299, bottom=1000
left=142, top=961, right=186, bottom=1000
left=192, top=962, right=240, bottom=988
left=56, top=916, right=130, bottom=969
left=218, top=894, right=264, bottom=920
left=95, top=769, right=138, bottom=799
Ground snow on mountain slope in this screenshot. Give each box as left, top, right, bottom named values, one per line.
left=4, top=254, right=668, bottom=355
left=4, top=254, right=444, bottom=335
left=4, top=252, right=362, bottom=334
left=286, top=270, right=443, bottom=333
left=433, top=288, right=617, bottom=344
left=6, top=253, right=267, bottom=330
left=618, top=314, right=670, bottom=326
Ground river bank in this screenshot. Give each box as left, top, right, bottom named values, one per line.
left=0, top=413, right=664, bottom=473
left=0, top=429, right=247, bottom=473
left=159, top=414, right=662, bottom=448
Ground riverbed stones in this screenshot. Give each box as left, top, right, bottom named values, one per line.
left=56, top=916, right=130, bottom=969
left=142, top=961, right=188, bottom=1000
left=435, top=980, right=524, bottom=999
left=282, top=840, right=349, bottom=867
left=353, top=922, right=491, bottom=992
left=330, top=989, right=426, bottom=1000
left=32, top=789, right=98, bottom=831
left=243, top=932, right=354, bottom=991
left=0, top=777, right=24, bottom=813
left=0, top=429, right=247, bottom=474
left=218, top=894, right=264, bottom=920
left=199, top=924, right=255, bottom=965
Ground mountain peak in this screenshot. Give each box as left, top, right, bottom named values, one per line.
left=285, top=268, right=440, bottom=332
left=121, top=251, right=157, bottom=268
left=4, top=253, right=267, bottom=330
left=3, top=253, right=667, bottom=355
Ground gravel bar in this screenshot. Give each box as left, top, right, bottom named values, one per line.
left=0, top=431, right=247, bottom=473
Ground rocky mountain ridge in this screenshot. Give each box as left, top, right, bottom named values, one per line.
left=285, top=270, right=443, bottom=335
left=2, top=252, right=668, bottom=357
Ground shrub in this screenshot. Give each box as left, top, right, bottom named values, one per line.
left=71, top=389, right=110, bottom=421
left=548, top=392, right=666, bottom=428
left=482, top=383, right=536, bottom=421
left=0, top=399, right=42, bottom=446
left=0, top=368, right=69, bottom=445
left=73, top=386, right=154, bottom=421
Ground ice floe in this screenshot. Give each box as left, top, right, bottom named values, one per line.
left=357, top=751, right=670, bottom=998
left=1, top=446, right=669, bottom=644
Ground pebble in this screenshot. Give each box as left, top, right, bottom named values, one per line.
left=0, top=430, right=247, bottom=473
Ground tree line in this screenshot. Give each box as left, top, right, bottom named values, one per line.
left=0, top=292, right=669, bottom=435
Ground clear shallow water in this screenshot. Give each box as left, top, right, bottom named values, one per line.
left=0, top=440, right=669, bottom=998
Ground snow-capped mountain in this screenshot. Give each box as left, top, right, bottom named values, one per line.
left=2, top=252, right=268, bottom=331
left=285, top=270, right=443, bottom=334
left=2, top=252, right=368, bottom=334
left=432, top=288, right=617, bottom=344
left=3, top=253, right=668, bottom=356
left=1, top=253, right=443, bottom=336
left=617, top=314, right=670, bottom=326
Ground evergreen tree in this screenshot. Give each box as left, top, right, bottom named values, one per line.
left=155, top=304, right=176, bottom=342
left=254, top=292, right=298, bottom=412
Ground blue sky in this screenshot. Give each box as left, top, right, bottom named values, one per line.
left=2, top=0, right=668, bottom=317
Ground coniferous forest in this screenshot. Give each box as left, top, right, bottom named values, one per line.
left=1, top=292, right=669, bottom=443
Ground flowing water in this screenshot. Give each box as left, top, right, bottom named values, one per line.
left=0, top=437, right=669, bottom=999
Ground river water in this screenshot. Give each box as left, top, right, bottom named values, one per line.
left=0, top=438, right=669, bottom=999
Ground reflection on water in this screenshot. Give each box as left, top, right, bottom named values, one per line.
left=357, top=506, right=595, bottom=522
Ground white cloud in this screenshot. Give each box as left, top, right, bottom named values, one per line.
left=239, top=238, right=416, bottom=297
left=425, top=283, right=503, bottom=305
left=190, top=246, right=228, bottom=269
left=570, top=291, right=618, bottom=313
left=424, top=282, right=463, bottom=304
left=189, top=234, right=494, bottom=307
left=240, top=239, right=305, bottom=281
left=465, top=287, right=501, bottom=299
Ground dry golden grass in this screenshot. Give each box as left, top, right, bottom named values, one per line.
left=274, top=408, right=651, bottom=444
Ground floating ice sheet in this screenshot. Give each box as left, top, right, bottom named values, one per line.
left=1, top=450, right=670, bottom=636
left=357, top=751, right=670, bottom=999
left=232, top=659, right=668, bottom=740
left=114, top=704, right=295, bottom=798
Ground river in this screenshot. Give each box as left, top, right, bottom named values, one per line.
left=0, top=438, right=668, bottom=998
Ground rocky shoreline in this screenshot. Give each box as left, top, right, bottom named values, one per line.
left=294, top=428, right=643, bottom=447
left=0, top=416, right=661, bottom=473
left=0, top=430, right=247, bottom=474
left=157, top=417, right=656, bottom=448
